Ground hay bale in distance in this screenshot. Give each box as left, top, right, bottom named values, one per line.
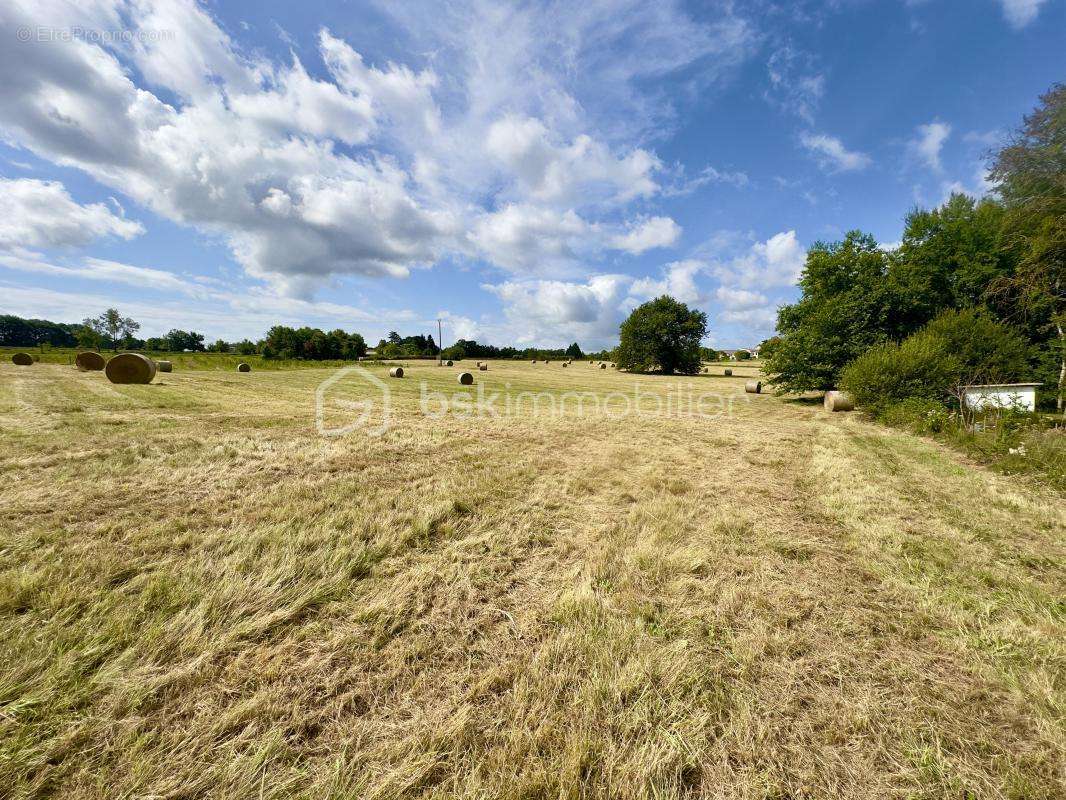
left=724, top=368, right=733, bottom=376
left=531, top=359, right=537, bottom=364
left=76, top=351, right=106, bottom=371
left=457, top=371, right=474, bottom=385
left=156, top=360, right=173, bottom=373
left=745, top=380, right=762, bottom=394
left=237, top=362, right=251, bottom=373
left=478, top=364, right=488, bottom=371
left=824, top=390, right=854, bottom=412
left=105, top=352, right=157, bottom=384
left=445, top=359, right=454, bottom=367
left=562, top=362, right=568, bottom=368
left=599, top=363, right=607, bottom=369
left=389, top=366, right=404, bottom=378
left=11, top=352, right=34, bottom=366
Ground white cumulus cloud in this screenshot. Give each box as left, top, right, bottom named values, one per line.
left=610, top=217, right=682, bottom=255
left=483, top=274, right=632, bottom=346
left=997, top=0, right=1047, bottom=28
left=0, top=178, right=143, bottom=251
left=909, top=121, right=951, bottom=172
left=485, top=115, right=659, bottom=206
left=0, top=0, right=753, bottom=296
left=629, top=260, right=704, bottom=304
left=799, top=132, right=871, bottom=172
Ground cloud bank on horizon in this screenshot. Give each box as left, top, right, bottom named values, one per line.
left=0, top=0, right=1060, bottom=348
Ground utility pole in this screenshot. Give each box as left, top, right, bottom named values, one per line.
left=437, top=318, right=443, bottom=366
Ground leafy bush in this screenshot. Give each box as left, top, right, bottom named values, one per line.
left=921, top=308, right=1029, bottom=382
left=881, top=398, right=952, bottom=434
left=840, top=308, right=1031, bottom=414
left=839, top=332, right=959, bottom=414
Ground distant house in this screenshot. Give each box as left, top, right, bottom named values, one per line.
left=718, top=348, right=756, bottom=361
left=962, top=383, right=1041, bottom=413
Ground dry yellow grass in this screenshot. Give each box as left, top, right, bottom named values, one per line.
left=0, top=361, right=1063, bottom=799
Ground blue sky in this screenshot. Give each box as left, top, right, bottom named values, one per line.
left=0, top=0, right=1062, bottom=349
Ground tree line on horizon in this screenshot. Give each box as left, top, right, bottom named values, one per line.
left=0, top=314, right=632, bottom=363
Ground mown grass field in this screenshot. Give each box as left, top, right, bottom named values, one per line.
left=0, top=359, right=1063, bottom=799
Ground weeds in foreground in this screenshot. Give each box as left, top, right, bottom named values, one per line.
left=878, top=398, right=1066, bottom=492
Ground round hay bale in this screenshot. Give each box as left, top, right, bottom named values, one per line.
left=105, top=352, right=156, bottom=384
left=11, top=352, right=34, bottom=366
left=156, top=360, right=173, bottom=373
left=744, top=380, right=762, bottom=394
left=237, top=362, right=251, bottom=373
left=457, top=371, right=474, bottom=385
left=724, top=368, right=732, bottom=376
left=824, top=390, right=854, bottom=412
left=478, top=364, right=488, bottom=371
left=445, top=359, right=454, bottom=367
left=599, top=363, right=607, bottom=369
left=702, top=367, right=708, bottom=373
left=74, top=351, right=104, bottom=371
left=389, top=366, right=404, bottom=378
left=531, top=359, right=537, bottom=364
left=562, top=362, right=568, bottom=368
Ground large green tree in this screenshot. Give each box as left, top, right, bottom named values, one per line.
left=164, top=329, right=206, bottom=352
left=84, top=309, right=140, bottom=350
left=615, top=296, right=707, bottom=375
left=888, top=194, right=1015, bottom=334
left=990, top=83, right=1066, bottom=411
left=766, top=231, right=893, bottom=392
